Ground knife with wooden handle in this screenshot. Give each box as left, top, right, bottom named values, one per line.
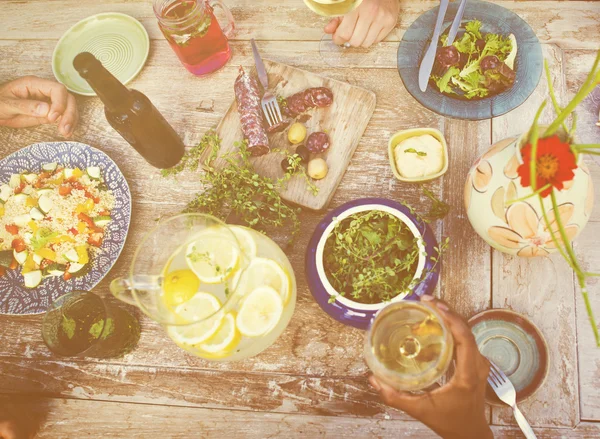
left=418, top=0, right=451, bottom=92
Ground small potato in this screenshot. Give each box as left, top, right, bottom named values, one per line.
left=287, top=122, right=307, bottom=144
left=307, top=158, right=328, bottom=180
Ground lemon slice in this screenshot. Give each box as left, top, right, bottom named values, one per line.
left=236, top=286, right=283, bottom=337
left=199, top=313, right=240, bottom=354
left=162, top=269, right=200, bottom=309
left=167, top=292, right=223, bottom=345
left=238, top=258, right=291, bottom=304
left=230, top=226, right=258, bottom=259
left=186, top=233, right=239, bottom=284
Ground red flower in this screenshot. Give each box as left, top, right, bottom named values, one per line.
left=517, top=135, right=577, bottom=197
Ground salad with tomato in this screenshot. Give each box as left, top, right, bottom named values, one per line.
left=0, top=163, right=115, bottom=288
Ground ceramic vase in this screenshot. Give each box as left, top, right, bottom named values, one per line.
left=464, top=128, right=594, bottom=257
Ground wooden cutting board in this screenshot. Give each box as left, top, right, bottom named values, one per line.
left=215, top=59, right=376, bottom=211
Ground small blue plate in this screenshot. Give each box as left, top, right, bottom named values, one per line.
left=0, top=142, right=131, bottom=315
left=398, top=0, right=543, bottom=120
left=305, top=198, right=440, bottom=330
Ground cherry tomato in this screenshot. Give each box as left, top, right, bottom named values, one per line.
left=5, top=224, right=19, bottom=235
left=58, top=185, right=72, bottom=196
left=88, top=233, right=103, bottom=247
left=14, top=182, right=25, bottom=194
left=34, top=180, right=44, bottom=189
left=11, top=238, right=26, bottom=253
left=63, top=271, right=72, bottom=281
left=9, top=258, right=18, bottom=270
left=71, top=182, right=84, bottom=191
left=78, top=212, right=95, bottom=227
left=68, top=227, right=79, bottom=235
left=39, top=259, right=51, bottom=271
left=98, top=210, right=111, bottom=216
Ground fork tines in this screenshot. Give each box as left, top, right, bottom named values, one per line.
left=262, top=97, right=282, bottom=127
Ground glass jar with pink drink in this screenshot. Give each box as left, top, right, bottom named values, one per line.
left=153, top=0, right=235, bottom=75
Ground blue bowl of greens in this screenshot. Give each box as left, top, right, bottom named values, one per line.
left=398, top=0, right=543, bottom=120
left=305, top=198, right=440, bottom=330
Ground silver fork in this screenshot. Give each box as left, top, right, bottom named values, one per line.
left=250, top=38, right=282, bottom=127
left=487, top=361, right=538, bottom=439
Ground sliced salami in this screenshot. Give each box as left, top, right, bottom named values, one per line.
left=285, top=87, right=334, bottom=117
left=234, top=67, right=270, bottom=156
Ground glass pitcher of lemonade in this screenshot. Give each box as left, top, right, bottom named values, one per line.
left=110, top=214, right=296, bottom=361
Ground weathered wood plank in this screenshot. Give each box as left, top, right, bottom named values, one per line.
left=2, top=396, right=600, bottom=439
left=1, top=1, right=598, bottom=50
left=490, top=44, right=579, bottom=428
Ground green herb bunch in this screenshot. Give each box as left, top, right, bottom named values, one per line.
left=323, top=210, right=421, bottom=304
left=162, top=130, right=306, bottom=243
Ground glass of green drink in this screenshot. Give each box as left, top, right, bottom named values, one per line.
left=42, top=290, right=140, bottom=358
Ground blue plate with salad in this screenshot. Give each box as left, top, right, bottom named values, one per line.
left=398, top=0, right=543, bottom=120
left=0, top=142, right=131, bottom=315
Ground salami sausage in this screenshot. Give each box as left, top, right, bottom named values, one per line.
left=284, top=87, right=333, bottom=117
left=234, top=67, right=270, bottom=156
left=306, top=132, right=330, bottom=153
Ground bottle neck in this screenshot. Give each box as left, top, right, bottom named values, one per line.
left=84, top=66, right=131, bottom=110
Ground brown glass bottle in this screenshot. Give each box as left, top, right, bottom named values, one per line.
left=73, top=52, right=185, bottom=169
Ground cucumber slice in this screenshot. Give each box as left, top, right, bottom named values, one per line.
left=0, top=184, right=11, bottom=202
left=0, top=250, right=13, bottom=268
left=23, top=270, right=42, bottom=288
left=45, top=263, right=66, bottom=277
left=93, top=216, right=111, bottom=227
left=42, top=162, right=58, bottom=172
left=32, top=253, right=43, bottom=265
left=68, top=263, right=85, bottom=274
left=38, top=194, right=53, bottom=214
left=14, top=214, right=31, bottom=228
left=13, top=250, right=27, bottom=265
left=9, top=174, right=21, bottom=189
left=30, top=207, right=45, bottom=221
left=23, top=174, right=37, bottom=184
left=63, top=168, right=75, bottom=179
left=86, top=166, right=101, bottom=180
left=12, top=193, right=28, bottom=204
left=36, top=188, right=53, bottom=196
left=64, top=249, right=79, bottom=263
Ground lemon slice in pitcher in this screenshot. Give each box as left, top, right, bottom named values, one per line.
left=162, top=269, right=200, bottom=309
left=230, top=226, right=257, bottom=259
left=167, top=292, right=223, bottom=345
left=185, top=233, right=239, bottom=284
left=236, top=286, right=283, bottom=337
left=199, top=313, right=240, bottom=355
left=236, top=258, right=291, bottom=305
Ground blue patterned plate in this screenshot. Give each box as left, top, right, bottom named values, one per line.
left=398, top=0, right=543, bottom=120
left=305, top=198, right=440, bottom=330
left=0, top=142, right=131, bottom=315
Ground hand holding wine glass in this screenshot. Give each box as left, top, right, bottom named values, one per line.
left=369, top=295, right=494, bottom=439
left=323, top=0, right=399, bottom=48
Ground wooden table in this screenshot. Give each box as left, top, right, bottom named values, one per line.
left=1, top=1, right=599, bottom=437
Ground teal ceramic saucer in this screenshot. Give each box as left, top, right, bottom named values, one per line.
left=52, top=13, right=150, bottom=96
left=469, top=309, right=549, bottom=404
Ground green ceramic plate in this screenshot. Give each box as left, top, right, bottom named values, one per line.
left=52, top=13, right=150, bottom=96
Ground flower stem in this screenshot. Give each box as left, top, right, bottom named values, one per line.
left=585, top=272, right=600, bottom=277
left=538, top=193, right=570, bottom=263
left=572, top=144, right=600, bottom=150
left=545, top=51, right=600, bottom=137
left=579, top=150, right=600, bottom=156
left=529, top=101, right=547, bottom=192
left=545, top=59, right=568, bottom=133
left=580, top=284, right=600, bottom=347
left=506, top=184, right=551, bottom=206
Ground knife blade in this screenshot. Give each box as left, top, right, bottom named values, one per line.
left=446, top=0, right=468, bottom=46
left=418, top=0, right=450, bottom=92
left=251, top=38, right=269, bottom=90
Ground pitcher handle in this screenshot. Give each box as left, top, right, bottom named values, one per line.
left=110, top=278, right=139, bottom=306
left=210, top=0, right=235, bottom=38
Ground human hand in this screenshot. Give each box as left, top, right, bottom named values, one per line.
left=323, top=0, right=399, bottom=48
left=0, top=76, right=78, bottom=137
left=368, top=295, right=493, bottom=439
left=0, top=420, right=18, bottom=439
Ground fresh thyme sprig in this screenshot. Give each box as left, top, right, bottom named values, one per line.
left=421, top=186, right=451, bottom=221
left=162, top=130, right=304, bottom=243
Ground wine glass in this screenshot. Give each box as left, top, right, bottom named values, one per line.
left=303, top=0, right=370, bottom=68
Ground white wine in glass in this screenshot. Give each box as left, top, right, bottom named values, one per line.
left=364, top=301, right=454, bottom=392
left=303, top=0, right=363, bottom=17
